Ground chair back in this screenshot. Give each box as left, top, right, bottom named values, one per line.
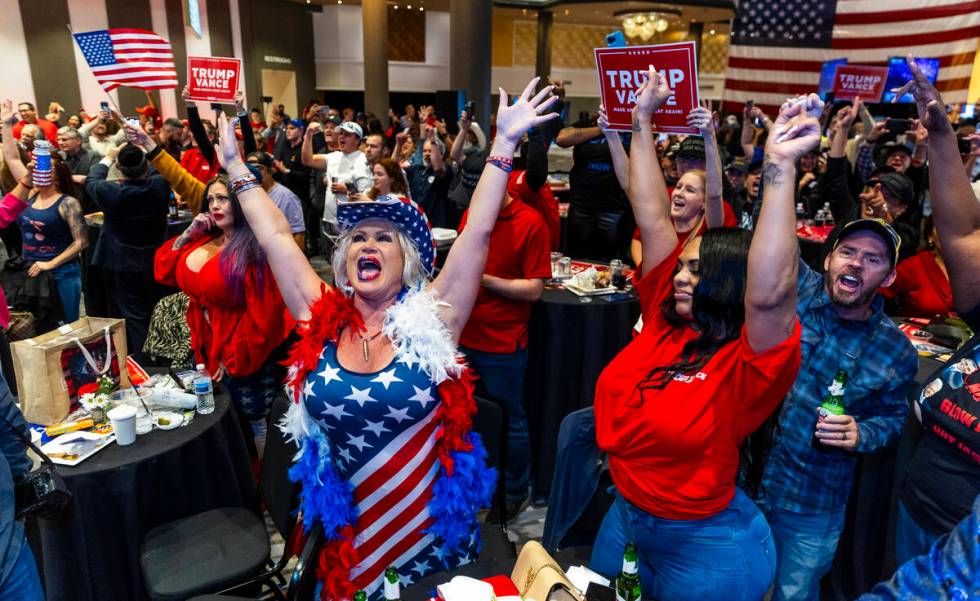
left=259, top=394, right=302, bottom=542
left=472, top=393, right=505, bottom=472
left=473, top=393, right=508, bottom=527
left=286, top=523, right=324, bottom=601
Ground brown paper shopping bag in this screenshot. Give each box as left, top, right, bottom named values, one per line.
left=11, top=317, right=131, bottom=424
left=511, top=541, right=584, bottom=601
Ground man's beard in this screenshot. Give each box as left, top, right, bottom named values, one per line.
left=824, top=271, right=876, bottom=309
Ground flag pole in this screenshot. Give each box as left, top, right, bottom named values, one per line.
left=66, top=23, right=124, bottom=117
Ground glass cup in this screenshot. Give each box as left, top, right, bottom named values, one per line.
left=610, top=259, right=627, bottom=290
left=550, top=252, right=563, bottom=278
left=559, top=257, right=572, bottom=277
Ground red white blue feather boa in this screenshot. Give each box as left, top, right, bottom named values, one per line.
left=281, top=284, right=496, bottom=601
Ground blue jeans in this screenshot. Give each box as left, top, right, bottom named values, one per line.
left=764, top=504, right=846, bottom=601
left=461, top=345, right=530, bottom=503
left=895, top=499, right=942, bottom=566
left=591, top=489, right=776, bottom=601
left=49, top=260, right=81, bottom=323
left=0, top=542, right=44, bottom=601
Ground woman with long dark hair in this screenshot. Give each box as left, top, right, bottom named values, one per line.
left=153, top=171, right=294, bottom=452
left=590, top=70, right=818, bottom=600
left=2, top=101, right=88, bottom=322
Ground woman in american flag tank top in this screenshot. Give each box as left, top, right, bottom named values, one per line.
left=212, top=78, right=560, bottom=600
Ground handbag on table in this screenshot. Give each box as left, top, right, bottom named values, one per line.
left=511, top=541, right=584, bottom=601
left=10, top=317, right=131, bottom=425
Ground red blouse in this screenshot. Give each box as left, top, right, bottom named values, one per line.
left=154, top=234, right=295, bottom=378
left=879, top=250, right=954, bottom=318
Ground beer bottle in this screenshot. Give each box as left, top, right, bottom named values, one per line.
left=353, top=591, right=367, bottom=601
left=383, top=566, right=400, bottom=600
left=615, top=542, right=642, bottom=601
left=819, top=369, right=847, bottom=417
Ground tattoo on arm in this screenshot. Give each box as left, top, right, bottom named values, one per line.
left=632, top=115, right=643, bottom=133
left=172, top=233, right=191, bottom=250
left=61, top=197, right=88, bottom=244
left=762, top=155, right=784, bottom=188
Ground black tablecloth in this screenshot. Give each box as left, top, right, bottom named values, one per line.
left=524, top=286, right=640, bottom=501
left=32, top=383, right=255, bottom=601
left=82, top=218, right=191, bottom=318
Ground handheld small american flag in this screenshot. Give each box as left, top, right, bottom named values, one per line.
left=723, top=0, right=979, bottom=114
left=72, top=28, right=178, bottom=92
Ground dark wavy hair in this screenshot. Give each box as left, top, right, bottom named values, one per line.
left=639, top=227, right=753, bottom=390
left=368, top=158, right=409, bottom=198
left=203, top=176, right=267, bottom=307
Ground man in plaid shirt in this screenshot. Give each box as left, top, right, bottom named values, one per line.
left=760, top=219, right=918, bottom=601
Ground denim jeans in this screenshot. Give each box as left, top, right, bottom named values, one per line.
left=0, top=542, right=44, bottom=601
left=764, top=504, right=846, bottom=601
left=591, top=489, right=776, bottom=601
left=461, top=345, right=530, bottom=503
left=49, top=260, right=81, bottom=323
left=895, top=499, right=943, bottom=566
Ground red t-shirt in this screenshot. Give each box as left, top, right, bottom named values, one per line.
left=12, top=118, right=58, bottom=144
left=594, top=245, right=802, bottom=520
left=458, top=199, right=553, bottom=353
left=878, top=250, right=954, bottom=317
left=508, top=170, right=560, bottom=251
left=180, top=147, right=217, bottom=184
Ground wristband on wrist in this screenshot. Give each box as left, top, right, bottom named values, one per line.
left=230, top=173, right=260, bottom=195
left=486, top=155, right=513, bottom=173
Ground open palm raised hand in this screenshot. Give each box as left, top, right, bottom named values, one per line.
left=493, top=77, right=559, bottom=146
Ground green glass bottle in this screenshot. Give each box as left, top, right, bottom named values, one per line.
left=383, top=566, right=400, bottom=600
left=353, top=591, right=367, bottom=601
left=819, top=369, right=848, bottom=417
left=615, top=542, right=642, bottom=601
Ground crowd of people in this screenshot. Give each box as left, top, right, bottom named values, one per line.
left=0, top=52, right=977, bottom=600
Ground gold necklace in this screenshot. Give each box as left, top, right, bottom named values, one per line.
left=358, top=329, right=384, bottom=362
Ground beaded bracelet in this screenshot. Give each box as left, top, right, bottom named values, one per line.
left=485, top=155, right=514, bottom=173
left=230, top=173, right=260, bottom=195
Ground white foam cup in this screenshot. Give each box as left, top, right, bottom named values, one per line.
left=107, top=405, right=138, bottom=446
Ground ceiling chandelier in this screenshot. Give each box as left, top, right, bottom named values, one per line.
left=619, top=11, right=677, bottom=42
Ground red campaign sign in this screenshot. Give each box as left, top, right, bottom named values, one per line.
left=831, top=65, right=889, bottom=102
left=594, top=41, right=700, bottom=134
left=187, top=56, right=241, bottom=103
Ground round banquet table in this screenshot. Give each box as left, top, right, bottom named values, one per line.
left=524, top=284, right=640, bottom=501
left=31, top=383, right=256, bottom=601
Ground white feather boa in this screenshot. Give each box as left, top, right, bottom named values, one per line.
left=280, top=287, right=463, bottom=446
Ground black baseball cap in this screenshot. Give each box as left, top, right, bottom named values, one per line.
left=677, top=136, right=705, bottom=160
left=834, top=218, right=902, bottom=268
left=876, top=142, right=912, bottom=165
left=727, top=158, right=749, bottom=173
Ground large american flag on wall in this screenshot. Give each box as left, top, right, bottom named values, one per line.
left=722, top=0, right=979, bottom=114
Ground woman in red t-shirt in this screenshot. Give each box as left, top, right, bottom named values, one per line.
left=590, top=72, right=818, bottom=601
left=879, top=221, right=954, bottom=317
left=155, top=172, right=294, bottom=452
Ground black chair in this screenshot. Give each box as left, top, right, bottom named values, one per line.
left=140, top=395, right=302, bottom=601
left=472, top=393, right=516, bottom=561
left=187, top=523, right=325, bottom=601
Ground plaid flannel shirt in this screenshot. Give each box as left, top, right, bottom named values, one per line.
left=760, top=259, right=918, bottom=515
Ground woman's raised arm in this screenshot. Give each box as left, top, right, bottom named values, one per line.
left=629, top=66, right=679, bottom=277
left=431, top=78, right=558, bottom=339
left=214, top=113, right=323, bottom=321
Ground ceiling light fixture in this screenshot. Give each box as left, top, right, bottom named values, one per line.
left=616, top=9, right=680, bottom=42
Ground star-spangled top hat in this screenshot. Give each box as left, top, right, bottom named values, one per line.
left=336, top=195, right=437, bottom=273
